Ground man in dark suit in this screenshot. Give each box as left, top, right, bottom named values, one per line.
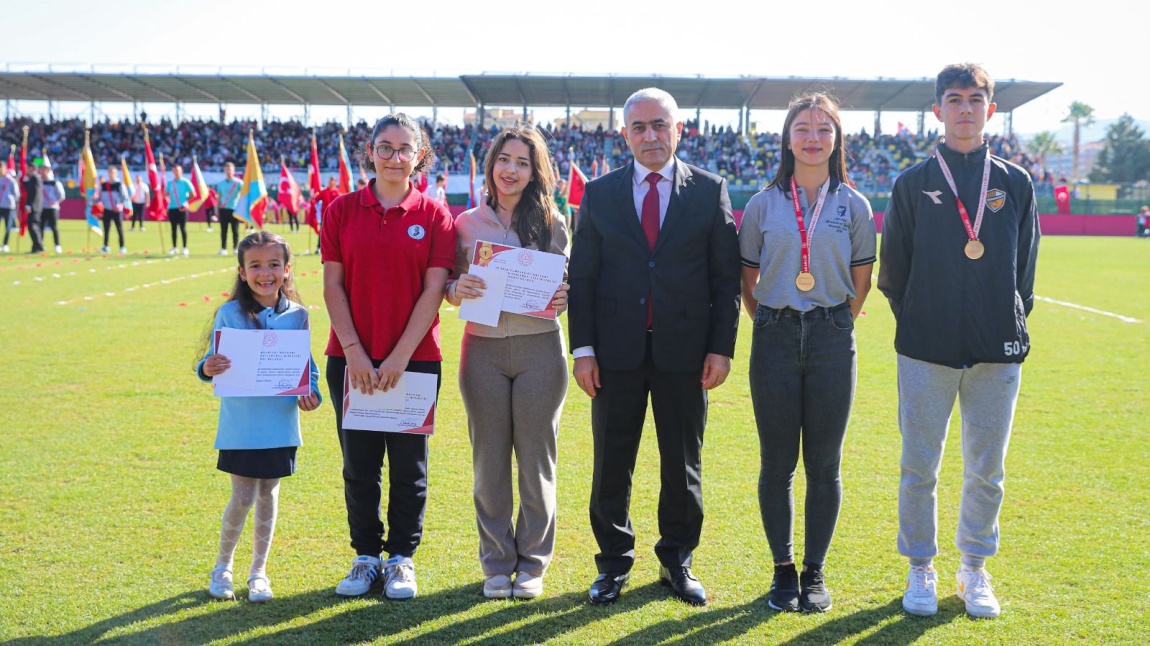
left=568, top=88, right=740, bottom=606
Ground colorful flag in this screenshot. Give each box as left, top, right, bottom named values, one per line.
left=143, top=128, right=167, bottom=220
left=567, top=160, right=588, bottom=210
left=187, top=155, right=212, bottom=211
left=120, top=155, right=133, bottom=203
left=235, top=131, right=268, bottom=228
left=467, top=144, right=477, bottom=210
left=80, top=131, right=102, bottom=235
left=337, top=132, right=353, bottom=194
left=278, top=161, right=302, bottom=213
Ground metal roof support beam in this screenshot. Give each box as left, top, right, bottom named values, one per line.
left=917, top=111, right=925, bottom=136
left=410, top=79, right=434, bottom=106
left=129, top=77, right=179, bottom=103
left=316, top=78, right=349, bottom=105
left=874, top=110, right=882, bottom=137
left=363, top=80, right=393, bottom=104
left=261, top=103, right=268, bottom=129
left=268, top=78, right=304, bottom=103
left=218, top=78, right=261, bottom=103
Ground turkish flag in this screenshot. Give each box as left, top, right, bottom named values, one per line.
left=1054, top=185, right=1071, bottom=215
left=568, top=161, right=588, bottom=209
left=278, top=163, right=302, bottom=213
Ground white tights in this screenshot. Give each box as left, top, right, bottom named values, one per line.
left=214, top=475, right=280, bottom=579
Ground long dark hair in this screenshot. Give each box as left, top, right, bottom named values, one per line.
left=483, top=124, right=557, bottom=251
left=197, top=231, right=300, bottom=359
left=356, top=113, right=435, bottom=179
left=767, top=93, right=849, bottom=192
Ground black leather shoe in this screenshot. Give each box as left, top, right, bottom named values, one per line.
left=588, top=572, right=629, bottom=605
left=660, top=566, right=708, bottom=606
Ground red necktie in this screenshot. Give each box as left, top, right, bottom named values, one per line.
left=641, top=172, right=661, bottom=251
left=642, top=172, right=660, bottom=328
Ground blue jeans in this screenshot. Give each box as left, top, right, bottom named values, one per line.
left=748, top=303, right=856, bottom=567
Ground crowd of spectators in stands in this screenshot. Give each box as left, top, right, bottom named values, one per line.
left=2, top=115, right=1053, bottom=194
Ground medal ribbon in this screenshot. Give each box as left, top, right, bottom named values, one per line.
left=935, top=141, right=991, bottom=242
left=789, top=177, right=829, bottom=275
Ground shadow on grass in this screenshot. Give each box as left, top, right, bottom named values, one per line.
left=778, top=597, right=965, bottom=646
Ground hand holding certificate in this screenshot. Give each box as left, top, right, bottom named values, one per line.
left=459, top=240, right=566, bottom=323
left=211, top=328, right=313, bottom=397
left=341, top=368, right=438, bottom=434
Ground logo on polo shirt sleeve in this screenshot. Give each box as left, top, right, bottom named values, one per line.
left=407, top=224, right=426, bottom=240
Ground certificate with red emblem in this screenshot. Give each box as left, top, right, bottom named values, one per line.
left=212, top=328, right=312, bottom=397
left=470, top=240, right=566, bottom=319
left=341, top=369, right=438, bottom=435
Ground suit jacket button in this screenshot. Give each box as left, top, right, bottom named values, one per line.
left=640, top=297, right=647, bottom=305
left=648, top=261, right=655, bottom=268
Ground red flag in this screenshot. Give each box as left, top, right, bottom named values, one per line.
left=144, top=129, right=168, bottom=220
left=305, top=133, right=323, bottom=234
left=337, top=132, right=352, bottom=194
left=278, top=162, right=302, bottom=213
left=5, top=146, right=12, bottom=172
left=415, top=172, right=428, bottom=194
left=568, top=161, right=588, bottom=210
left=1054, top=185, right=1072, bottom=215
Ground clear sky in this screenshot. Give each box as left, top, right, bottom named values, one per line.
left=1, top=0, right=1140, bottom=141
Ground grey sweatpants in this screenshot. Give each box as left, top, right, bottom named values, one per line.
left=459, top=330, right=568, bottom=578
left=896, top=354, right=1022, bottom=567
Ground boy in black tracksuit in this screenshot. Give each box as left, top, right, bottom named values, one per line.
left=878, top=63, right=1040, bottom=620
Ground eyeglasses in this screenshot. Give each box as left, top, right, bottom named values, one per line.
left=373, top=144, right=417, bottom=162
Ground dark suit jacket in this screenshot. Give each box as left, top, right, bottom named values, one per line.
left=22, top=175, right=43, bottom=212
left=568, top=160, right=740, bottom=373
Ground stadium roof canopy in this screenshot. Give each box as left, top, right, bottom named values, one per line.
left=0, top=70, right=1061, bottom=114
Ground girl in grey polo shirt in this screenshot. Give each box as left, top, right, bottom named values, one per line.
left=738, top=93, right=876, bottom=613
left=446, top=125, right=570, bottom=601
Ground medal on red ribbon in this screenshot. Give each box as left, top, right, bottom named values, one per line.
left=935, top=141, right=991, bottom=260
left=789, top=177, right=829, bottom=292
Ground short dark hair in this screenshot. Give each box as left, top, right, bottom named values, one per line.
left=935, top=63, right=995, bottom=104
left=359, top=113, right=435, bottom=178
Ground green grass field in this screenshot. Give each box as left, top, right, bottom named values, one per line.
left=1, top=220, right=1147, bottom=645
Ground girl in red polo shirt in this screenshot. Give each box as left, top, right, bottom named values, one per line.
left=322, top=113, right=456, bottom=600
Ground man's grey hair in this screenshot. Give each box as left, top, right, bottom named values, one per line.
left=622, top=87, right=680, bottom=125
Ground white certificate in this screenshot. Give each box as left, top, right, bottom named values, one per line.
left=341, top=368, right=438, bottom=435
left=212, top=328, right=312, bottom=397
left=471, top=240, right=565, bottom=319
left=457, top=263, right=509, bottom=327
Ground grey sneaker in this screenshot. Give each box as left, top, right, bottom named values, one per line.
left=208, top=566, right=235, bottom=600
left=335, top=555, right=381, bottom=597
left=483, top=574, right=512, bottom=599
left=383, top=555, right=417, bottom=600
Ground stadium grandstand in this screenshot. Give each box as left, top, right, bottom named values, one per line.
left=0, top=69, right=1062, bottom=203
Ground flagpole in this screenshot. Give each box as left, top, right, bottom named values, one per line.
left=17, top=127, right=28, bottom=254
left=159, top=152, right=168, bottom=251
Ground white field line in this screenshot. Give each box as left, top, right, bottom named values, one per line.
left=867, top=274, right=1141, bottom=324
left=1034, top=295, right=1141, bottom=324
left=53, top=265, right=235, bottom=305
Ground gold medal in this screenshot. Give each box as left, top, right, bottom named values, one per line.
left=964, top=239, right=984, bottom=260
left=796, top=272, right=816, bottom=291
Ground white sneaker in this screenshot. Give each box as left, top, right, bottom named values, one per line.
left=183, top=247, right=190, bottom=256
left=903, top=565, right=938, bottom=616
left=208, top=566, right=235, bottom=600
left=55, top=245, right=62, bottom=253
left=168, top=247, right=178, bottom=255
left=957, top=565, right=1001, bottom=618
left=483, top=574, right=512, bottom=599
left=2, top=244, right=9, bottom=252
left=120, top=247, right=127, bottom=254
left=383, top=555, right=417, bottom=600
left=335, top=555, right=382, bottom=597
left=218, top=249, right=229, bottom=256
left=99, top=246, right=110, bottom=253
left=247, top=575, right=273, bottom=603
left=206, top=226, right=213, bottom=232
left=140, top=226, right=146, bottom=231
left=513, top=572, right=544, bottom=599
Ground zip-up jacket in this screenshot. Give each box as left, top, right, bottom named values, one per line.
left=878, top=143, right=1040, bottom=367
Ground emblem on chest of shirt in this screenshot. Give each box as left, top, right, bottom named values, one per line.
left=407, top=224, right=426, bottom=240
left=985, top=189, right=1006, bottom=212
